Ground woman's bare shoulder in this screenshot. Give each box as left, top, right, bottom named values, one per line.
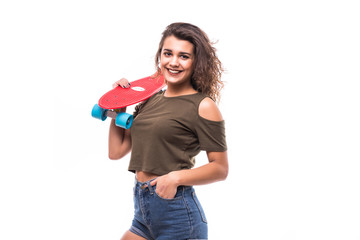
left=198, top=97, right=223, bottom=121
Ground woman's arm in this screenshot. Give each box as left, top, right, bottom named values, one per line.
left=151, top=97, right=228, bottom=198
left=150, top=151, right=228, bottom=199
left=108, top=115, right=132, bottom=160
left=172, top=151, right=228, bottom=185
left=108, top=78, right=132, bottom=160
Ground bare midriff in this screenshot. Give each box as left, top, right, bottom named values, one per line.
left=136, top=171, right=160, bottom=182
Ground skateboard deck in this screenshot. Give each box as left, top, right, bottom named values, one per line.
left=92, top=74, right=165, bottom=129
left=99, top=74, right=165, bottom=109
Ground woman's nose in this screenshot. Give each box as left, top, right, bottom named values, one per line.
left=169, top=56, right=179, bottom=67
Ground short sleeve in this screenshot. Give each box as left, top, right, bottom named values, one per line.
left=195, top=116, right=227, bottom=152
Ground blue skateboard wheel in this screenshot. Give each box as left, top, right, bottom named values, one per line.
left=91, top=104, right=108, bottom=121
left=115, top=112, right=133, bottom=129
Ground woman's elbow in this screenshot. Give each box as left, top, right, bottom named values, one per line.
left=208, top=151, right=228, bottom=181
left=108, top=144, right=131, bottom=160
left=214, top=161, right=228, bottom=181
left=108, top=149, right=127, bottom=160
left=108, top=152, right=121, bottom=160
left=219, top=165, right=229, bottom=181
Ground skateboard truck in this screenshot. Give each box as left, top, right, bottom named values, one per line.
left=91, top=104, right=133, bottom=129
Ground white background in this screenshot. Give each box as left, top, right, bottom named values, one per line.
left=1, top=0, right=359, bottom=239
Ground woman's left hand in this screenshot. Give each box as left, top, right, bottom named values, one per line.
left=150, top=172, right=179, bottom=199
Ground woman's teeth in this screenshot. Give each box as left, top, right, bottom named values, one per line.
left=169, top=69, right=181, bottom=74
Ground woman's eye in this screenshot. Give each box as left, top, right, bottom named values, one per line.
left=163, top=52, right=172, bottom=57
left=180, top=55, right=189, bottom=59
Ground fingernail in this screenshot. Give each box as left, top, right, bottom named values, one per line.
left=128, top=83, right=131, bottom=86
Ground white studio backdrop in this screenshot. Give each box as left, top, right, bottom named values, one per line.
left=1, top=0, right=359, bottom=239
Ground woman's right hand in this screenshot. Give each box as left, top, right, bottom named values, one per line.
left=112, top=78, right=131, bottom=89
left=112, top=78, right=130, bottom=112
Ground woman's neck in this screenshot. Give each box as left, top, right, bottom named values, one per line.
left=164, top=83, right=197, bottom=97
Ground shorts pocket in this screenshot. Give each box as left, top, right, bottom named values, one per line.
left=192, top=192, right=207, bottom=223
left=154, top=186, right=184, bottom=201
left=150, top=187, right=191, bottom=235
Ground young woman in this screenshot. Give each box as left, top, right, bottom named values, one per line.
left=109, top=22, right=228, bottom=240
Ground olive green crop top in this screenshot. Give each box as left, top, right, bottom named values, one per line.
left=129, top=90, right=227, bottom=176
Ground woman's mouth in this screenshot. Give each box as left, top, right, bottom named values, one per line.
left=166, top=68, right=183, bottom=75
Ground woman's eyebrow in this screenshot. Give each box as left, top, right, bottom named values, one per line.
left=180, top=52, right=192, bottom=56
left=163, top=48, right=192, bottom=56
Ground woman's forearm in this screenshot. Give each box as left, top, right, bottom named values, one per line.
left=108, top=118, right=132, bottom=160
left=171, top=151, right=228, bottom=186
left=150, top=151, right=228, bottom=199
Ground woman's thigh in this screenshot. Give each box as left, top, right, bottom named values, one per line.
left=121, top=230, right=147, bottom=240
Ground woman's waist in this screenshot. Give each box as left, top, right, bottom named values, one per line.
left=135, top=171, right=160, bottom=183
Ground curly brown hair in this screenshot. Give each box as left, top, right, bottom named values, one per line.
left=134, top=23, right=224, bottom=118
left=155, top=22, right=224, bottom=103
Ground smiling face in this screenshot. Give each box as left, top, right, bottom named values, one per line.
left=160, top=35, right=194, bottom=87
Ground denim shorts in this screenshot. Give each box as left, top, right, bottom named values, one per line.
left=129, top=178, right=208, bottom=240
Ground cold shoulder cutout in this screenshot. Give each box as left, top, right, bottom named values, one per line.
left=198, top=97, right=223, bottom=122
